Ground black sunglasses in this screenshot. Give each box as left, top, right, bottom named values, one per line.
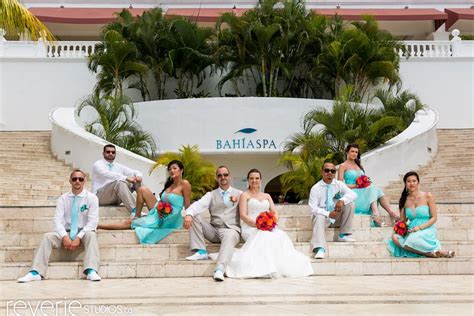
left=217, top=173, right=229, bottom=178
left=323, top=168, right=336, bottom=174
left=71, top=177, right=85, bottom=182
left=105, top=150, right=116, bottom=154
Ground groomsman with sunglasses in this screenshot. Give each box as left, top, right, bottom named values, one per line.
left=18, top=170, right=101, bottom=282
left=92, top=144, right=144, bottom=218
left=308, top=161, right=357, bottom=259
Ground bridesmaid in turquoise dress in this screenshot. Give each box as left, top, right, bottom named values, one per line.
left=98, top=160, right=191, bottom=244
left=338, top=144, right=398, bottom=226
left=387, top=171, right=454, bottom=258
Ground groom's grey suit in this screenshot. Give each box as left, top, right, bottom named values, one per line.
left=185, top=187, right=242, bottom=272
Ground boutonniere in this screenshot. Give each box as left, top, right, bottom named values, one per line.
left=80, top=204, right=89, bottom=213
left=230, top=195, right=238, bottom=206
left=334, top=192, right=342, bottom=200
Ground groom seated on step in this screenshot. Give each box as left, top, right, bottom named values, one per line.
left=309, top=161, right=357, bottom=259
left=183, top=166, right=242, bottom=282
left=18, top=169, right=101, bottom=282
left=92, top=144, right=144, bottom=218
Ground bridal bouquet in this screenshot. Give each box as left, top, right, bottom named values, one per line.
left=356, top=175, right=371, bottom=188
left=157, top=201, right=173, bottom=218
left=256, top=211, right=277, bottom=231
left=393, top=220, right=408, bottom=237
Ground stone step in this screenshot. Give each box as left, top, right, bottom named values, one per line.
left=1, top=256, right=472, bottom=280
left=2, top=240, right=472, bottom=264
left=0, top=203, right=472, bottom=219
left=1, top=213, right=471, bottom=232
left=1, top=226, right=472, bottom=247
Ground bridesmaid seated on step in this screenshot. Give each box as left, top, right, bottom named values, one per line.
left=387, top=171, right=454, bottom=258
left=98, top=160, right=191, bottom=244
left=338, top=144, right=399, bottom=227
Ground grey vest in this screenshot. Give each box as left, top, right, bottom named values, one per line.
left=209, top=188, right=242, bottom=232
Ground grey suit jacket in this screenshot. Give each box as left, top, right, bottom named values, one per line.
left=208, top=188, right=242, bottom=232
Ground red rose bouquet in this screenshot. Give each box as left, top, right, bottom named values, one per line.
left=393, top=220, right=408, bottom=237
left=256, top=211, right=277, bottom=231
left=356, top=175, right=371, bottom=188
left=157, top=201, right=173, bottom=218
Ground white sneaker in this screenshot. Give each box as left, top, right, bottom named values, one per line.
left=213, top=269, right=224, bottom=282
left=18, top=272, right=41, bottom=283
left=185, top=252, right=208, bottom=261
left=337, top=235, right=356, bottom=242
left=86, top=270, right=101, bottom=281
left=314, top=249, right=326, bottom=259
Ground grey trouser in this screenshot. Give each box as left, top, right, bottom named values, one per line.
left=189, top=215, right=240, bottom=272
left=310, top=203, right=355, bottom=252
left=96, top=180, right=141, bottom=212
left=31, top=231, right=100, bottom=277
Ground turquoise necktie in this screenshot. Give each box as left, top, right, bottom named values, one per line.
left=70, top=195, right=79, bottom=240
left=325, top=184, right=334, bottom=212
left=222, top=191, right=230, bottom=204
left=107, top=163, right=113, bottom=170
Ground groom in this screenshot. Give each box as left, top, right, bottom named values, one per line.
left=183, top=166, right=242, bottom=282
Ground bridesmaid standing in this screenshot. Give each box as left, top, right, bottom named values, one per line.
left=338, top=144, right=398, bottom=226
left=387, top=171, right=454, bottom=258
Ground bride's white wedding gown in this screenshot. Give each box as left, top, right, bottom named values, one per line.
left=226, top=198, right=314, bottom=278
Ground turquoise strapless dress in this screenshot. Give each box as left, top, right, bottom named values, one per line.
left=387, top=205, right=441, bottom=257
left=344, top=169, right=384, bottom=215
left=131, top=192, right=184, bottom=244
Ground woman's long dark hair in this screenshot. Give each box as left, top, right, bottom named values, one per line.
left=399, top=171, right=420, bottom=210
left=345, top=144, right=364, bottom=172
left=160, top=160, right=185, bottom=196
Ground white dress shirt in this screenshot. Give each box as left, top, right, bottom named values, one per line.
left=185, top=187, right=233, bottom=217
left=53, top=189, right=99, bottom=239
left=91, top=159, right=143, bottom=193
left=308, top=179, right=357, bottom=218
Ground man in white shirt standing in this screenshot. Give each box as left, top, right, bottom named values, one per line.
left=183, top=166, right=242, bottom=282
left=92, top=144, right=143, bottom=217
left=308, top=161, right=357, bottom=259
left=18, top=169, right=101, bottom=282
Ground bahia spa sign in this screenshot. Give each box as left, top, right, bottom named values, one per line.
left=216, top=128, right=277, bottom=150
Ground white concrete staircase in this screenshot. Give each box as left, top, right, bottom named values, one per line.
left=0, top=131, right=472, bottom=280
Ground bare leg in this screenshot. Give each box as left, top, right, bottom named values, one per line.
left=370, top=202, right=384, bottom=226
left=98, top=219, right=132, bottom=230
left=135, top=186, right=157, bottom=217
left=379, top=196, right=399, bottom=219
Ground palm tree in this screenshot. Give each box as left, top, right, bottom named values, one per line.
left=152, top=145, right=216, bottom=200
left=76, top=93, right=156, bottom=158
left=314, top=16, right=402, bottom=101
left=373, top=88, right=424, bottom=127
left=0, top=0, right=54, bottom=40
left=88, top=30, right=149, bottom=98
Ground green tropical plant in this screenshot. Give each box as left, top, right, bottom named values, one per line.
left=373, top=88, right=424, bottom=126
left=77, top=93, right=156, bottom=158
left=216, top=0, right=326, bottom=97
left=152, top=145, right=216, bottom=200
left=0, top=0, right=54, bottom=40
left=88, top=30, right=149, bottom=98
left=314, top=16, right=402, bottom=100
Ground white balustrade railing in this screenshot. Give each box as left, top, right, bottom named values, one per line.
left=399, top=41, right=453, bottom=58
left=46, top=41, right=98, bottom=58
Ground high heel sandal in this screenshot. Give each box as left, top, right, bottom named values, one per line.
left=444, top=251, right=455, bottom=258
left=371, top=216, right=386, bottom=227
left=430, top=251, right=442, bottom=258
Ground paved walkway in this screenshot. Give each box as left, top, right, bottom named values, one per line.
left=1, top=275, right=473, bottom=315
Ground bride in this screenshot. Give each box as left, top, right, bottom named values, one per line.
left=226, top=169, right=313, bottom=278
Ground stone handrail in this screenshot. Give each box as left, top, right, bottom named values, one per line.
left=399, top=41, right=453, bottom=58
left=49, top=107, right=167, bottom=194
left=46, top=41, right=98, bottom=58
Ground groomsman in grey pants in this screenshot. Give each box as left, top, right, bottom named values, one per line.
left=18, top=170, right=101, bottom=282
left=308, top=161, right=357, bottom=259
left=183, top=166, right=242, bottom=281
left=92, top=144, right=144, bottom=218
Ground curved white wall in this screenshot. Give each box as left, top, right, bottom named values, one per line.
left=361, top=108, right=439, bottom=187
left=50, top=107, right=167, bottom=194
